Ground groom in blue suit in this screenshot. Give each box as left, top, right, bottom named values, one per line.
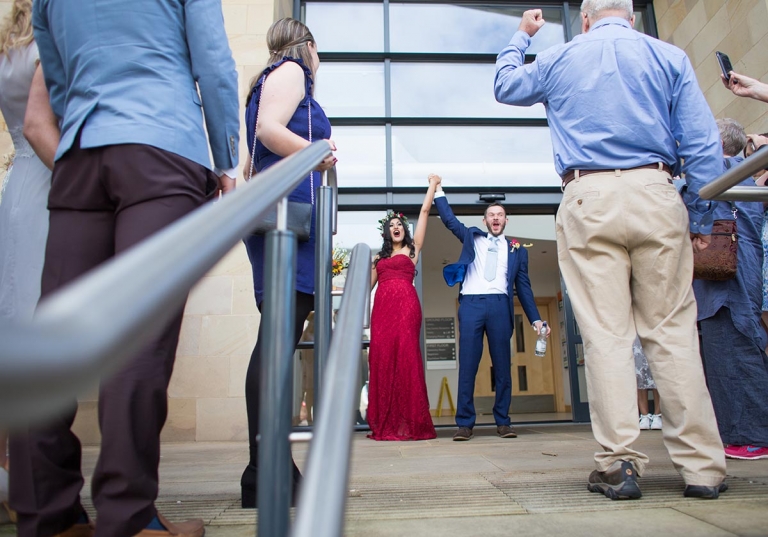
left=434, top=184, right=549, bottom=441
left=9, top=1, right=240, bottom=536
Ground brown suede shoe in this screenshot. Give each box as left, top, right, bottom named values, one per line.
left=132, top=513, right=205, bottom=537
left=53, top=521, right=95, bottom=537
left=587, top=460, right=642, bottom=500
left=497, top=425, right=517, bottom=438
left=453, top=427, right=473, bottom=441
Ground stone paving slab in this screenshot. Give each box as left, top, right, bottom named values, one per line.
left=2, top=424, right=768, bottom=536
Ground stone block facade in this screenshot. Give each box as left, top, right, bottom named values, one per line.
left=655, top=0, right=768, bottom=134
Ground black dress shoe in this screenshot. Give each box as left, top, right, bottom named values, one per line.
left=240, top=463, right=303, bottom=508
left=453, top=427, right=473, bottom=441
left=684, top=482, right=728, bottom=499
left=587, top=461, right=642, bottom=500
left=240, top=464, right=257, bottom=508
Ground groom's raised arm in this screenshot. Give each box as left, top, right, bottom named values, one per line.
left=434, top=191, right=467, bottom=242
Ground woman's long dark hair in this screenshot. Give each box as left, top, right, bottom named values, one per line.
left=375, top=216, right=415, bottom=267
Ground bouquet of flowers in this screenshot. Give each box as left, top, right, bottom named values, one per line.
left=331, top=246, right=350, bottom=277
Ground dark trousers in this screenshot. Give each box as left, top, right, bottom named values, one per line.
left=455, top=294, right=513, bottom=428
left=700, top=307, right=768, bottom=447
left=10, top=138, right=209, bottom=537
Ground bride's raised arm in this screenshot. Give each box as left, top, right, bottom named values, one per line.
left=412, top=173, right=441, bottom=260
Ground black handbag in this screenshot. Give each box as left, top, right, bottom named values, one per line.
left=248, top=73, right=313, bottom=242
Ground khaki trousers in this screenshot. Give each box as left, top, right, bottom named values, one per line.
left=556, top=168, right=725, bottom=486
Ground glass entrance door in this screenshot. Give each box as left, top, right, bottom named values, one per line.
left=561, top=276, right=590, bottom=423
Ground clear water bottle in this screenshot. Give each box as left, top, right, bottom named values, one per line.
left=534, top=322, right=548, bottom=357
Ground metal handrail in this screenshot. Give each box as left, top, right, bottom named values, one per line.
left=292, top=243, right=372, bottom=537
left=0, top=141, right=333, bottom=428
left=700, top=146, right=768, bottom=201
left=326, top=166, right=339, bottom=234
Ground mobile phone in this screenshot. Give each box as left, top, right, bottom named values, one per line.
left=716, top=51, right=733, bottom=81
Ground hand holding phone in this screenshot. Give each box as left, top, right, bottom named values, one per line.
left=716, top=51, right=733, bottom=81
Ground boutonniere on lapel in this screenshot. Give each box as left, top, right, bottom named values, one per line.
left=509, top=239, right=520, bottom=252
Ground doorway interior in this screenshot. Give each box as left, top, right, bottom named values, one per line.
left=420, top=212, right=573, bottom=426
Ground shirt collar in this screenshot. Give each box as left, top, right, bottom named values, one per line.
left=591, top=16, right=632, bottom=32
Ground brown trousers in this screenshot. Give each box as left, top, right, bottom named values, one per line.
left=10, top=137, right=211, bottom=537
left=556, top=168, right=726, bottom=486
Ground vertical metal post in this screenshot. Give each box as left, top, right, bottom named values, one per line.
left=258, top=196, right=297, bottom=537
left=292, top=244, right=371, bottom=537
left=313, top=172, right=334, bottom=418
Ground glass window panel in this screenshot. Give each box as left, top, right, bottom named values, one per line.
left=305, top=3, right=384, bottom=52
left=329, top=126, right=387, bottom=187
left=334, top=211, right=389, bottom=256
left=633, top=11, right=646, bottom=33
left=315, top=63, right=385, bottom=117
left=391, top=63, right=546, bottom=118
left=391, top=126, right=560, bottom=187
left=390, top=4, right=564, bottom=54
left=569, top=8, right=647, bottom=38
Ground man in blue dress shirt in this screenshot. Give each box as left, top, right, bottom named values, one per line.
left=494, top=0, right=726, bottom=500
left=9, top=1, right=240, bottom=536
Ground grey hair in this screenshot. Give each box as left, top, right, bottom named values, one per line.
left=717, top=118, right=747, bottom=157
left=581, top=0, right=633, bottom=20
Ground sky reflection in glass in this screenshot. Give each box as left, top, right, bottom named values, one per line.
left=390, top=4, right=564, bottom=55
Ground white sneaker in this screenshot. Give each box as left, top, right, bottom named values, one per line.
left=639, top=414, right=651, bottom=430
left=650, top=414, right=662, bottom=430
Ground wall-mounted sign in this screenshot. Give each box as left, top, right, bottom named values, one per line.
left=426, top=342, right=456, bottom=362
left=425, top=317, right=457, bottom=370
left=425, top=317, right=455, bottom=340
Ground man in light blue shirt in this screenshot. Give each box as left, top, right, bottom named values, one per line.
left=494, top=0, right=727, bottom=501
left=9, top=1, right=240, bottom=536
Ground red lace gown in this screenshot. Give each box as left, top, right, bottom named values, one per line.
left=367, top=255, right=437, bottom=441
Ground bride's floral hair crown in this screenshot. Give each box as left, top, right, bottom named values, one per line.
left=378, top=210, right=409, bottom=234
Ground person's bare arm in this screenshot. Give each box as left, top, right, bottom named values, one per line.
left=23, top=64, right=59, bottom=170
left=722, top=71, right=768, bottom=103
left=370, top=256, right=379, bottom=290
left=257, top=62, right=336, bottom=170
left=412, top=174, right=441, bottom=262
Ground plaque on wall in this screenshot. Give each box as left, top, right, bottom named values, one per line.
left=425, top=317, right=455, bottom=340
left=426, top=342, right=456, bottom=362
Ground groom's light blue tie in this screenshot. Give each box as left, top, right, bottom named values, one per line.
left=485, top=237, right=499, bottom=282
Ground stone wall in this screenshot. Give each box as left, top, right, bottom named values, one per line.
left=655, top=0, right=768, bottom=134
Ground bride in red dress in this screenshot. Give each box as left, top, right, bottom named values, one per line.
left=367, top=174, right=441, bottom=441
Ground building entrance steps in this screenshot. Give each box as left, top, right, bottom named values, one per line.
left=2, top=424, right=767, bottom=536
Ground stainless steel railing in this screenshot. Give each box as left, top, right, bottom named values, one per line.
left=700, top=146, right=768, bottom=201
left=292, top=243, right=371, bottom=537
left=313, top=167, right=337, bottom=418
left=0, top=141, right=332, bottom=427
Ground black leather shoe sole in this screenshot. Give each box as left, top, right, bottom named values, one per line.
left=684, top=482, right=728, bottom=499
left=453, top=433, right=473, bottom=441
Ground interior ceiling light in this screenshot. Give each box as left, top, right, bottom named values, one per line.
left=523, top=243, right=533, bottom=248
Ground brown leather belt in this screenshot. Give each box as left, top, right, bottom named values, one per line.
left=561, top=163, right=673, bottom=190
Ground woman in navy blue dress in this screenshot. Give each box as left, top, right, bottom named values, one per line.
left=240, top=18, right=336, bottom=508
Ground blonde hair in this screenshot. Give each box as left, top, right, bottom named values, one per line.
left=249, top=18, right=316, bottom=95
left=0, top=0, right=33, bottom=57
